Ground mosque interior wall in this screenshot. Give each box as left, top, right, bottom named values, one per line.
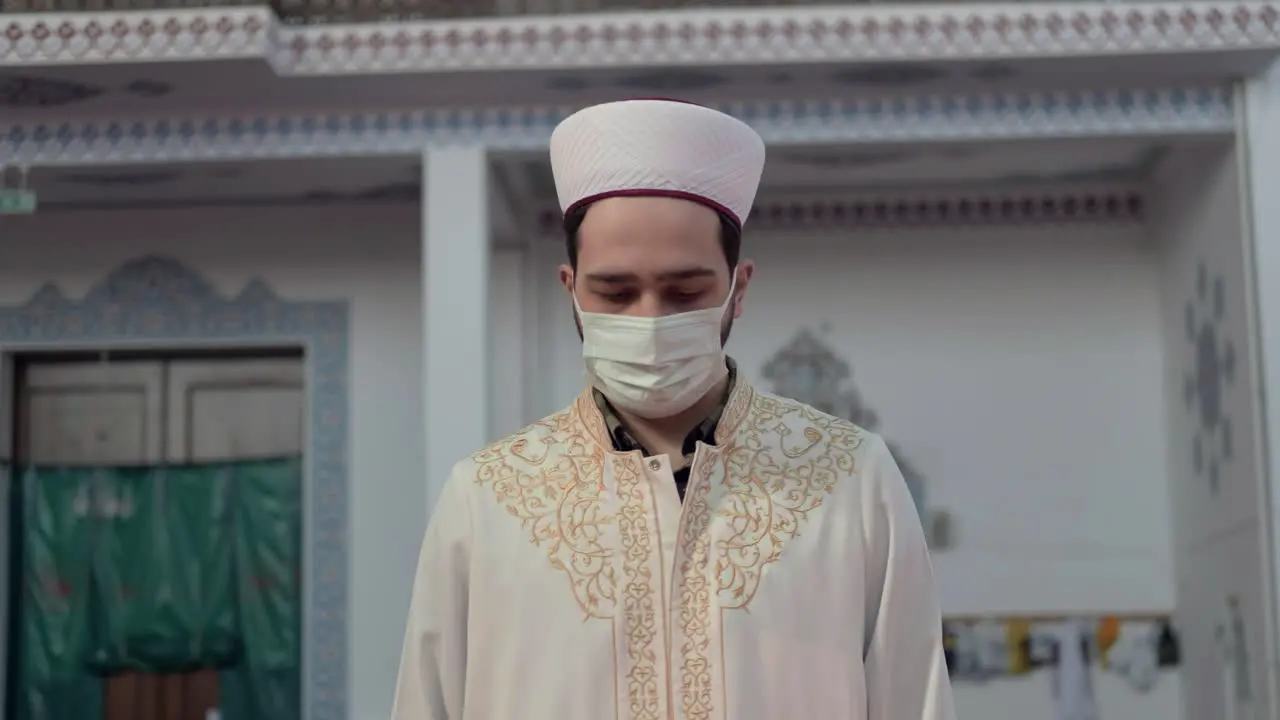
left=1151, top=139, right=1274, bottom=720
left=0, top=155, right=1265, bottom=718
left=524, top=186, right=1183, bottom=720
left=0, top=202, right=525, bottom=720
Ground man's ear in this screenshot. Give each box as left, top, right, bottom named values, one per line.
left=559, top=265, right=575, bottom=295
left=731, top=260, right=755, bottom=319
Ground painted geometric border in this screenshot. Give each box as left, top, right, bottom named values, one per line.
left=0, top=255, right=349, bottom=720
left=0, top=7, right=273, bottom=66
left=745, top=188, right=1148, bottom=230
left=534, top=186, right=1149, bottom=233
left=1, top=86, right=1235, bottom=166
left=273, top=1, right=1280, bottom=76
left=1, top=2, right=1277, bottom=71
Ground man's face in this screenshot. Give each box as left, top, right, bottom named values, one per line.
left=559, top=196, right=754, bottom=342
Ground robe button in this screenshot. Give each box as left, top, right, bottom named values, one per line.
left=648, top=459, right=661, bottom=471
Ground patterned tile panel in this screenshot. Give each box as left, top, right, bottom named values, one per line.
left=1, top=87, right=1236, bottom=166
left=1, top=2, right=1277, bottom=70
left=0, top=255, right=350, bottom=720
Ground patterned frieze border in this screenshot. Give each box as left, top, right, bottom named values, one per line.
left=1, top=2, right=1278, bottom=71
left=0, top=7, right=274, bottom=65
left=0, top=86, right=1234, bottom=166
left=273, top=2, right=1280, bottom=75
left=536, top=185, right=1148, bottom=234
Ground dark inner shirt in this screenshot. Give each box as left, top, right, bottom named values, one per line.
left=593, top=358, right=737, bottom=501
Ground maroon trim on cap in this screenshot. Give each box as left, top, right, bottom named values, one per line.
left=565, top=189, right=742, bottom=229
left=623, top=97, right=703, bottom=106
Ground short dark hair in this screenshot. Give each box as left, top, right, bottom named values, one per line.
left=563, top=205, right=742, bottom=270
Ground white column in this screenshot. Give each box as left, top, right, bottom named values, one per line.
left=1243, top=62, right=1280, bottom=700
left=423, top=146, right=490, bottom=516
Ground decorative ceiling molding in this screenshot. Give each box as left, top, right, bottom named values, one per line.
left=1183, top=259, right=1238, bottom=496
left=748, top=188, right=1147, bottom=230
left=0, top=74, right=103, bottom=107
left=1, top=86, right=1233, bottom=166
left=535, top=185, right=1148, bottom=233
left=0, top=8, right=273, bottom=65
left=1, top=2, right=1277, bottom=72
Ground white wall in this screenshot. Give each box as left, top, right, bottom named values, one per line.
left=1245, top=59, right=1280, bottom=710
left=1154, top=142, right=1277, bottom=719
left=0, top=190, right=1223, bottom=720
left=0, top=202, right=526, bottom=720
left=530, top=218, right=1180, bottom=720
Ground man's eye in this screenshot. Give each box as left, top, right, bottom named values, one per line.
left=600, top=292, right=633, bottom=304
left=670, top=292, right=703, bottom=303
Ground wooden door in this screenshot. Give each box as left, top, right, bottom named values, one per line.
left=165, top=358, right=305, bottom=463
left=20, top=361, right=164, bottom=466
left=18, top=355, right=305, bottom=720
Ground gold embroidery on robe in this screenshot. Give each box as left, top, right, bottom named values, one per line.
left=674, top=388, right=858, bottom=720
left=472, top=419, right=619, bottom=618
left=676, top=459, right=718, bottom=720
left=471, top=396, right=667, bottom=719
left=613, top=455, right=664, bottom=720
left=470, top=381, right=856, bottom=720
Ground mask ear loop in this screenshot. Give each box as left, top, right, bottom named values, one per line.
left=721, top=267, right=740, bottom=314
left=569, top=269, right=593, bottom=316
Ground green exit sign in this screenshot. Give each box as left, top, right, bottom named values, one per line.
left=0, top=189, right=36, bottom=215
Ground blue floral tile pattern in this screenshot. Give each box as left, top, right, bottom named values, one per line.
left=1184, top=261, right=1236, bottom=497
left=2, top=87, right=1236, bottom=166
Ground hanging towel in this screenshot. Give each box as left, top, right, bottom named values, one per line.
left=1107, top=621, right=1160, bottom=693
left=973, top=620, right=1011, bottom=675
left=1051, top=620, right=1099, bottom=720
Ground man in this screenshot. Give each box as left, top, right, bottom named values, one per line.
left=393, top=99, right=955, bottom=720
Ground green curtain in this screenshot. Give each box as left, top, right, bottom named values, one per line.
left=13, top=467, right=100, bottom=720
left=86, top=466, right=236, bottom=675
left=11, top=458, right=303, bottom=720
left=220, top=458, right=303, bottom=720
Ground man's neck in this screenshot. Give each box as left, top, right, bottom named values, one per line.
left=614, top=367, right=730, bottom=459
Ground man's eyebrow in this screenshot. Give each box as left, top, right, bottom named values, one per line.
left=583, top=272, right=639, bottom=284
left=584, top=267, right=717, bottom=284
left=655, top=267, right=717, bottom=281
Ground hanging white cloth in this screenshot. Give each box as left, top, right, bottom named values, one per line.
left=972, top=620, right=1011, bottom=675
left=1107, top=621, right=1160, bottom=693
left=1050, top=620, right=1099, bottom=720
left=947, top=623, right=985, bottom=679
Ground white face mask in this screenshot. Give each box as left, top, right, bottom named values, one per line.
left=575, top=276, right=736, bottom=419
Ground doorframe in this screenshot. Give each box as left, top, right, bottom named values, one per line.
left=0, top=255, right=351, bottom=720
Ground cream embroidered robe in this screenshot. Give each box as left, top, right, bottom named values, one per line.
left=393, top=381, right=956, bottom=720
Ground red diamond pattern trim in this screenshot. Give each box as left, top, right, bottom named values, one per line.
left=0, top=3, right=1277, bottom=70
left=536, top=189, right=1146, bottom=233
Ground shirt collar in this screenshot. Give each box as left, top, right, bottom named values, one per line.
left=593, top=357, right=738, bottom=459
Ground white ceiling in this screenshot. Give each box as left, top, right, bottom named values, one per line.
left=8, top=135, right=1204, bottom=248
left=30, top=156, right=424, bottom=207
left=0, top=54, right=1244, bottom=124
left=23, top=136, right=1174, bottom=214
left=512, top=136, right=1172, bottom=203
left=22, top=155, right=534, bottom=239
left=718, top=137, right=1163, bottom=190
